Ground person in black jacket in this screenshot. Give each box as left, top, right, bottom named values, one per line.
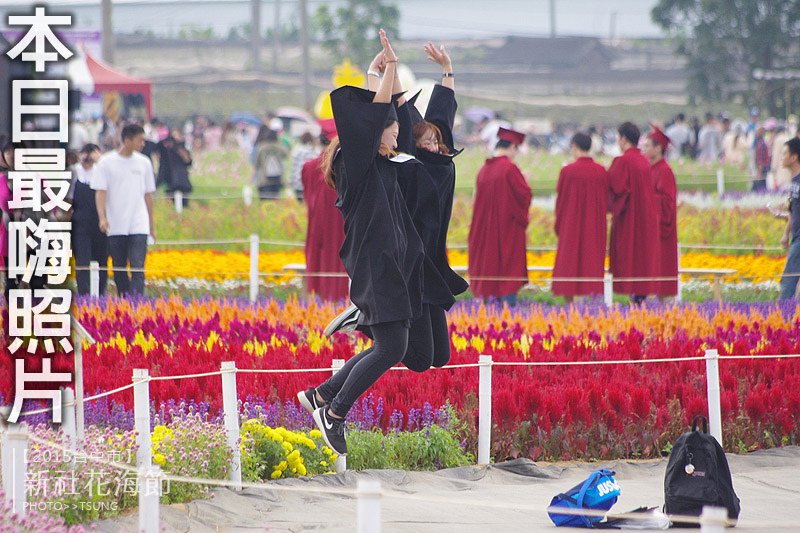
left=296, top=30, right=425, bottom=456
left=154, top=128, right=192, bottom=206
left=68, top=144, right=108, bottom=296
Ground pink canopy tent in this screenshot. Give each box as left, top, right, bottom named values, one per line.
left=84, top=49, right=152, bottom=119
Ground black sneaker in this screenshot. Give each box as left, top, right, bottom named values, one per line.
left=323, top=304, right=360, bottom=337
left=297, top=388, right=326, bottom=414
left=313, top=407, right=348, bottom=456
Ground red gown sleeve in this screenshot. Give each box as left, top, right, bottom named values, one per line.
left=608, top=156, right=630, bottom=216
left=507, top=164, right=532, bottom=228
left=655, top=164, right=677, bottom=239
left=554, top=167, right=566, bottom=236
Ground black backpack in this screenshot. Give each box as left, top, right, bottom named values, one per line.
left=664, top=416, right=740, bottom=527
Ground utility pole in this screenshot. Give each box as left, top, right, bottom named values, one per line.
left=272, top=0, right=281, bottom=72
left=101, top=0, right=114, bottom=63
left=549, top=0, right=556, bottom=38
left=300, top=0, right=311, bottom=109
left=609, top=11, right=618, bottom=42
left=251, top=0, right=261, bottom=71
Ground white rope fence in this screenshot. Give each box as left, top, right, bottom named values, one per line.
left=3, top=349, right=799, bottom=531
left=160, top=169, right=758, bottom=212
left=73, top=235, right=768, bottom=305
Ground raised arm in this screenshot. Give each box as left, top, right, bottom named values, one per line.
left=373, top=29, right=397, bottom=105
left=366, top=50, right=384, bottom=92
left=425, top=42, right=453, bottom=91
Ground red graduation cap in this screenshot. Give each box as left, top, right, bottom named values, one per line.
left=318, top=118, right=337, bottom=140
left=647, top=124, right=670, bottom=150
left=497, top=126, right=526, bottom=146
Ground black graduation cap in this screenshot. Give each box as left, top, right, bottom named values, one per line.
left=406, top=91, right=425, bottom=125
left=385, top=102, right=399, bottom=126
left=332, top=85, right=401, bottom=132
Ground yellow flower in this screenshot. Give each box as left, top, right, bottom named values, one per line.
left=309, top=429, right=322, bottom=439
left=153, top=453, right=166, bottom=466
left=271, top=470, right=282, bottom=479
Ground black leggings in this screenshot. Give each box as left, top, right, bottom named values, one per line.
left=403, top=304, right=451, bottom=372
left=317, top=320, right=409, bottom=417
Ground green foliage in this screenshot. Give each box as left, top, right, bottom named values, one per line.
left=177, top=25, right=216, bottom=41
left=150, top=414, right=232, bottom=504
left=651, top=0, right=800, bottom=112
left=313, top=0, right=400, bottom=66
left=347, top=408, right=474, bottom=470
left=239, top=422, right=337, bottom=481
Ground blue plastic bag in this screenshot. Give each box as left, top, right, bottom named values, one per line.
left=548, top=468, right=621, bottom=528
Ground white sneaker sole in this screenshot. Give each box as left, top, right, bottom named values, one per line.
left=323, top=305, right=359, bottom=337
left=297, top=391, right=315, bottom=414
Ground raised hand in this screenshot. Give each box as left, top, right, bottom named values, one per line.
left=369, top=50, right=386, bottom=74
left=380, top=28, right=398, bottom=63
left=424, top=42, right=451, bottom=70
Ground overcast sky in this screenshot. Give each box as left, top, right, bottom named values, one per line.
left=0, top=1, right=665, bottom=39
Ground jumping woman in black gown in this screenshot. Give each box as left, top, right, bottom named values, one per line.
left=296, top=30, right=424, bottom=455
left=325, top=42, right=468, bottom=372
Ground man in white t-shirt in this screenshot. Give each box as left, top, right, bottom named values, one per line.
left=92, top=124, right=156, bottom=296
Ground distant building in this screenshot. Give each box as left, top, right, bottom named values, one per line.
left=484, top=36, right=614, bottom=74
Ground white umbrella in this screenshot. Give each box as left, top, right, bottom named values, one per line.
left=67, top=47, right=95, bottom=95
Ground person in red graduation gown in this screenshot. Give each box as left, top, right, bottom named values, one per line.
left=468, top=127, right=532, bottom=305
left=608, top=122, right=660, bottom=303
left=302, top=119, right=348, bottom=301
left=643, top=124, right=678, bottom=298
left=552, top=132, right=609, bottom=301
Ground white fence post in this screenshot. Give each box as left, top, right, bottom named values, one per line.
left=89, top=261, right=100, bottom=298
left=331, top=358, right=347, bottom=474
left=716, top=168, right=725, bottom=197
left=603, top=273, right=614, bottom=308
left=243, top=185, right=253, bottom=207
left=74, top=340, right=85, bottom=446
left=62, top=387, right=77, bottom=455
left=704, top=349, right=723, bottom=446
left=220, top=361, right=242, bottom=490
left=174, top=191, right=184, bottom=214
left=1, top=423, right=28, bottom=517
left=249, top=234, right=260, bottom=303
left=478, top=354, right=493, bottom=465
left=138, top=464, right=162, bottom=533
left=700, top=505, right=727, bottom=533
left=357, top=479, right=382, bottom=533
left=133, top=369, right=152, bottom=468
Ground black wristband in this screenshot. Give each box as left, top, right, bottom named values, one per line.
left=442, top=72, right=454, bottom=78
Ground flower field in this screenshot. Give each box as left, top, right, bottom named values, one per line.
left=131, top=249, right=785, bottom=296
left=5, top=298, right=799, bottom=465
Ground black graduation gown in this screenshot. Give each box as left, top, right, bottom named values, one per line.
left=156, top=139, right=193, bottom=193
left=402, top=86, right=469, bottom=304
left=71, top=179, right=101, bottom=235
left=395, top=99, right=456, bottom=310
left=330, top=86, right=424, bottom=326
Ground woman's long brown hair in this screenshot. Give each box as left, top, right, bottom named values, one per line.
left=413, top=121, right=451, bottom=155
left=321, top=137, right=340, bottom=189
left=321, top=126, right=399, bottom=189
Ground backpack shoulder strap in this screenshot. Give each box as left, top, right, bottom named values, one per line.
left=575, top=470, right=605, bottom=528
left=691, top=415, right=709, bottom=433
